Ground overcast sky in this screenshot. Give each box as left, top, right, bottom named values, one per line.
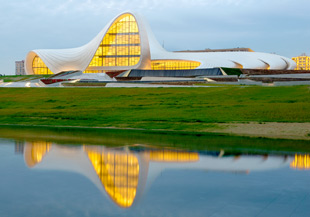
left=1, top=0, right=309, bottom=75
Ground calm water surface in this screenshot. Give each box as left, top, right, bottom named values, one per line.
left=0, top=128, right=310, bottom=217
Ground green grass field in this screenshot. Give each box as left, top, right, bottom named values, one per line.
left=0, top=86, right=309, bottom=132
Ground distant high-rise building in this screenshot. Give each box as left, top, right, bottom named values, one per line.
left=15, top=60, right=25, bottom=75
left=292, top=54, right=310, bottom=70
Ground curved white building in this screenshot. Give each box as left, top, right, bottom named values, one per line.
left=25, top=12, right=296, bottom=75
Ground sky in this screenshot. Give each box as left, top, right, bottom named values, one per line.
left=0, top=0, right=309, bottom=75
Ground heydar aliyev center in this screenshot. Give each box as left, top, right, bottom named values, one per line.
left=25, top=12, right=296, bottom=75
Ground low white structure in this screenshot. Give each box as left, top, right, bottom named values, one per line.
left=25, top=12, right=296, bottom=75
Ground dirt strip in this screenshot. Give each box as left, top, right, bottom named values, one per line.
left=206, top=122, right=310, bottom=140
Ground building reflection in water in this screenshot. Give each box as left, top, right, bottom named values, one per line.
left=23, top=142, right=298, bottom=208
left=85, top=147, right=140, bottom=208
left=14, top=141, right=25, bottom=155
left=290, top=154, right=310, bottom=170
left=24, top=141, right=52, bottom=167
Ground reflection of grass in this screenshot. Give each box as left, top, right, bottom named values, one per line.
left=1, top=125, right=310, bottom=155
left=0, top=86, right=309, bottom=132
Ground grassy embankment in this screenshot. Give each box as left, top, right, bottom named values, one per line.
left=0, top=75, right=49, bottom=82
left=1, top=125, right=310, bottom=154
left=0, top=86, right=309, bottom=139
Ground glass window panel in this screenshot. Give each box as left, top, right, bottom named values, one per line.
left=107, top=47, right=116, bottom=56
left=129, top=35, right=140, bottom=44
left=103, top=57, right=116, bottom=66
left=116, top=35, right=129, bottom=44
left=119, top=57, right=129, bottom=66
left=116, top=58, right=122, bottom=66
left=116, top=46, right=129, bottom=56
left=151, top=60, right=200, bottom=70
left=129, top=46, right=140, bottom=55
left=130, top=23, right=139, bottom=33
left=96, top=46, right=103, bottom=56
left=129, top=57, right=139, bottom=65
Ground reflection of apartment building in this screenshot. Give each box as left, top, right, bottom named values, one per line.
left=15, top=60, right=25, bottom=75
left=14, top=141, right=24, bottom=154
left=292, top=55, right=310, bottom=70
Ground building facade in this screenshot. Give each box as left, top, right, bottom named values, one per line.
left=15, top=60, right=25, bottom=75
left=25, top=12, right=296, bottom=75
left=292, top=55, right=310, bottom=70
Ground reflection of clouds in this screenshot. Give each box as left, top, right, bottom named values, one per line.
left=5, top=0, right=249, bottom=15
left=7, top=0, right=306, bottom=15
left=290, top=154, right=310, bottom=170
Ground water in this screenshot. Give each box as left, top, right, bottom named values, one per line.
left=0, top=127, right=309, bottom=217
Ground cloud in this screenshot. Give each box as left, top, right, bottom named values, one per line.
left=3, top=0, right=250, bottom=16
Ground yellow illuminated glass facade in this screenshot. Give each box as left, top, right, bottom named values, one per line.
left=292, top=56, right=310, bottom=70
left=151, top=60, right=200, bottom=70
left=86, top=148, right=139, bottom=208
left=290, top=154, right=310, bottom=170
left=31, top=142, right=52, bottom=165
left=150, top=150, right=199, bottom=162
left=83, top=70, right=104, bottom=73
left=86, top=14, right=141, bottom=73
left=32, top=56, right=53, bottom=74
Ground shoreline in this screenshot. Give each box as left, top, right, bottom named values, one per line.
left=0, top=122, right=309, bottom=141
